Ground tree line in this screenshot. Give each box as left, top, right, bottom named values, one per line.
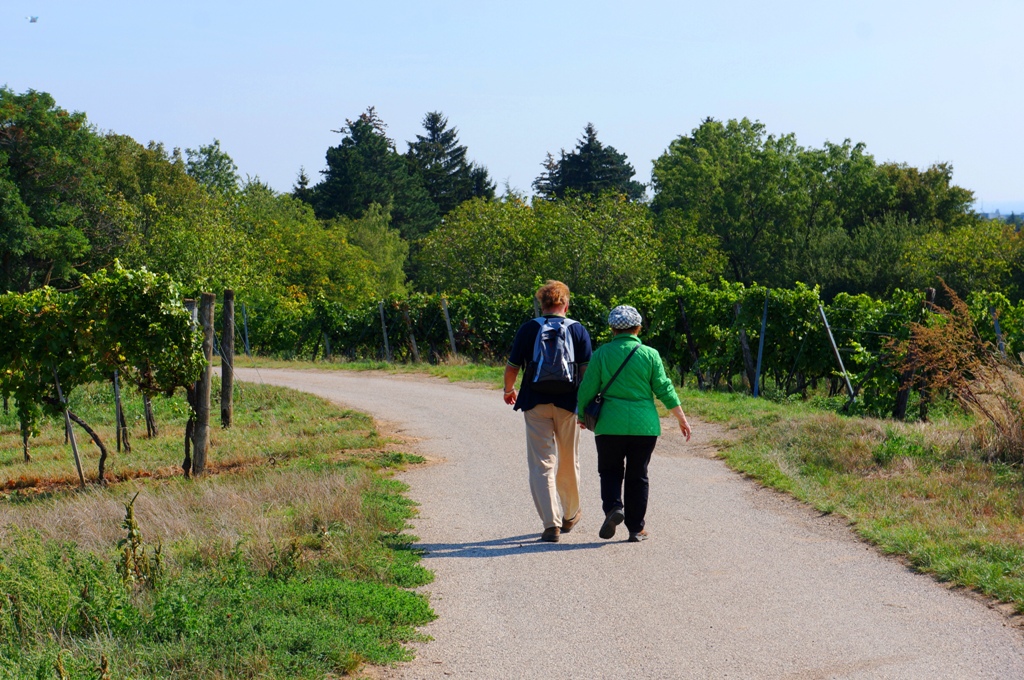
left=2, top=86, right=1021, bottom=322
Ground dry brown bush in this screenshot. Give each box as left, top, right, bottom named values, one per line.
left=893, top=282, right=1024, bottom=463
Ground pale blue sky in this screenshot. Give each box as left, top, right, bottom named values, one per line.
left=3, top=1, right=1022, bottom=211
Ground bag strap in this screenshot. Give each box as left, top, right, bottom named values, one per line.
left=596, top=344, right=641, bottom=399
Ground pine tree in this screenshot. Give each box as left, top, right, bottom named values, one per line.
left=406, top=112, right=495, bottom=216
left=533, top=123, right=645, bottom=201
left=306, top=107, right=438, bottom=240
left=292, top=167, right=313, bottom=204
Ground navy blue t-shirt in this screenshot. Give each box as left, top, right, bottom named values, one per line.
left=507, top=315, right=592, bottom=412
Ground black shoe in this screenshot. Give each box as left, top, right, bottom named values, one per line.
left=627, top=530, right=649, bottom=543
left=599, top=508, right=625, bottom=540
left=541, top=526, right=561, bottom=542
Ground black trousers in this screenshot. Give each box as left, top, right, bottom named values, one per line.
left=595, top=434, right=658, bottom=534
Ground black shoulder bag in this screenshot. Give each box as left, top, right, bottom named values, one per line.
left=583, top=345, right=640, bottom=431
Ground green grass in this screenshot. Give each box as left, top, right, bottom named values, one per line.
left=0, top=382, right=434, bottom=678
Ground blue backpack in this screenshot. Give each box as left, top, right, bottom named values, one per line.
left=529, top=317, right=579, bottom=394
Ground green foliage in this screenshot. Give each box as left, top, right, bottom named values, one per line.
left=0, top=286, right=88, bottom=432
left=0, top=500, right=433, bottom=680
left=968, top=290, right=1024, bottom=357
left=110, top=137, right=253, bottom=296
left=878, top=161, right=975, bottom=230
left=533, top=123, right=645, bottom=201
left=0, top=87, right=128, bottom=292
left=116, top=492, right=163, bottom=589
left=329, top=203, right=409, bottom=299
left=533, top=195, right=661, bottom=301
left=651, top=117, right=981, bottom=298
left=903, top=220, right=1022, bottom=299
left=417, top=197, right=540, bottom=297
left=78, top=263, right=205, bottom=397
left=102, top=120, right=409, bottom=314
left=653, top=208, right=728, bottom=285
left=416, top=194, right=660, bottom=301
left=652, top=117, right=804, bottom=286
left=0, top=532, right=141, bottom=652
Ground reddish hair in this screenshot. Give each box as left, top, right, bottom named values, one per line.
left=536, top=280, right=570, bottom=310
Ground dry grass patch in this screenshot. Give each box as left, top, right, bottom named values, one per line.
left=0, top=469, right=370, bottom=568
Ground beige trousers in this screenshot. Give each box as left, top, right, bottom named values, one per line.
left=523, top=403, right=581, bottom=529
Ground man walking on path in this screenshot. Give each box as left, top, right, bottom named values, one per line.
left=504, top=281, right=593, bottom=543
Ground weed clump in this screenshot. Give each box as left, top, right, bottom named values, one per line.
left=116, top=492, right=162, bottom=590
left=872, top=428, right=932, bottom=467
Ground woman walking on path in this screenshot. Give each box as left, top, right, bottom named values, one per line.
left=577, top=305, right=691, bottom=542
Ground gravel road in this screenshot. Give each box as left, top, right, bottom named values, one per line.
left=233, top=368, right=1024, bottom=679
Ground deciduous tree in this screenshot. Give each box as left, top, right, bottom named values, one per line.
left=185, top=139, right=240, bottom=195
left=0, top=88, right=130, bottom=292
left=652, top=117, right=803, bottom=287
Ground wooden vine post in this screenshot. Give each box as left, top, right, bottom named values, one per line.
left=402, top=306, right=421, bottom=363
left=379, top=301, right=392, bottom=362
left=734, top=303, right=757, bottom=394
left=221, top=289, right=235, bottom=429
left=441, top=297, right=458, bottom=357
left=144, top=394, right=158, bottom=437
left=191, top=293, right=215, bottom=476
left=53, top=367, right=86, bottom=489
left=241, top=302, right=252, bottom=357
left=753, top=292, right=769, bottom=398
left=182, top=299, right=197, bottom=476
left=678, top=299, right=705, bottom=390
left=113, top=371, right=131, bottom=453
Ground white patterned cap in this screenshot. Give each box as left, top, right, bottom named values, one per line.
left=608, top=305, right=642, bottom=329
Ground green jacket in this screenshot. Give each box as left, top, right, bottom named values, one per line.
left=576, top=334, right=681, bottom=436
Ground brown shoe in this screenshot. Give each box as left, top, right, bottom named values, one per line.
left=541, top=526, right=561, bottom=542
left=561, top=510, right=581, bottom=533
